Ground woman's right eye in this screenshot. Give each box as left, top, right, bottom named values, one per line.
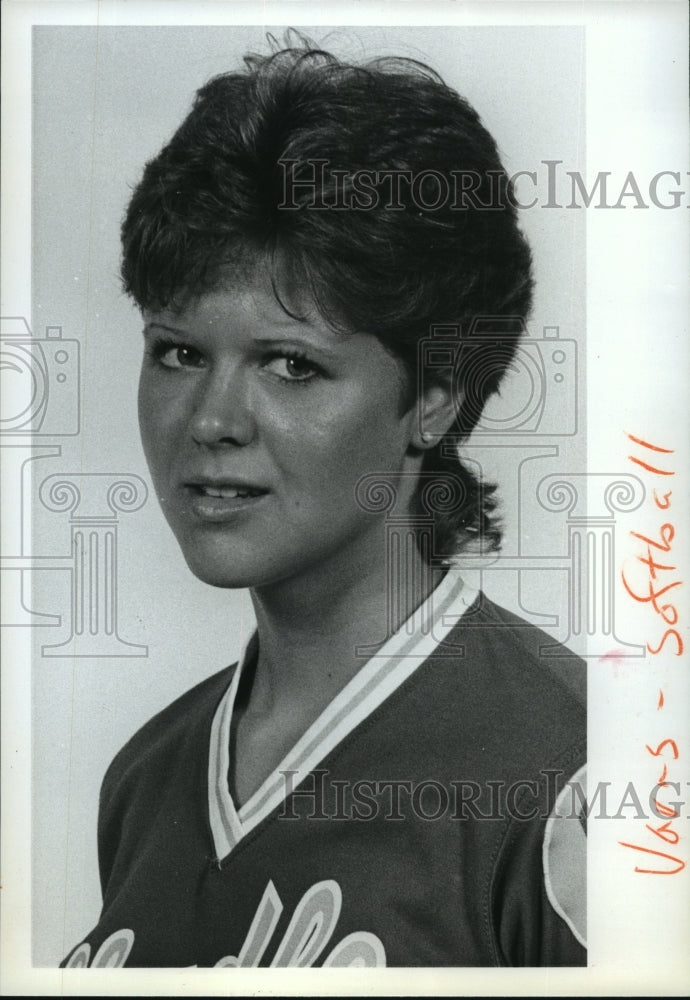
left=153, top=342, right=205, bottom=370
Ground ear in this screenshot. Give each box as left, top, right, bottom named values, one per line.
left=411, top=381, right=460, bottom=450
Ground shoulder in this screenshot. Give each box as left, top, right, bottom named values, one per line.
left=438, top=590, right=587, bottom=719
left=100, top=664, right=235, bottom=806
left=412, top=589, right=586, bottom=808
left=97, top=664, right=236, bottom=896
left=467, top=593, right=586, bottom=707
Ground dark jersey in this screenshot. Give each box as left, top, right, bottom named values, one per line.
left=62, top=575, right=587, bottom=968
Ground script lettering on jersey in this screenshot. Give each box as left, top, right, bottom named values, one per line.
left=63, top=879, right=386, bottom=968
left=215, top=879, right=386, bottom=967
left=63, top=928, right=135, bottom=968
left=618, top=433, right=685, bottom=875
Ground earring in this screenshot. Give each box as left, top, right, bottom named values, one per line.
left=420, top=431, right=433, bottom=445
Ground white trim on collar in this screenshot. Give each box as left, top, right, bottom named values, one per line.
left=208, top=569, right=477, bottom=860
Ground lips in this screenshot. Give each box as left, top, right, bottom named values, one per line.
left=183, top=478, right=269, bottom=521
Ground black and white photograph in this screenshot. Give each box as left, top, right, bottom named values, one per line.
left=1, top=1, right=688, bottom=994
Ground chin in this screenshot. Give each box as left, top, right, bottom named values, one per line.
left=182, top=552, right=257, bottom=590
left=178, top=537, right=295, bottom=591
left=168, top=522, right=262, bottom=589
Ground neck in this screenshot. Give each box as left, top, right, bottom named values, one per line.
left=245, top=536, right=444, bottom=718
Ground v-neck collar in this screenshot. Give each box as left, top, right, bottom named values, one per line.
left=208, top=570, right=477, bottom=861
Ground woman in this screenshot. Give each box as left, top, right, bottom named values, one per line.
left=63, top=40, right=586, bottom=968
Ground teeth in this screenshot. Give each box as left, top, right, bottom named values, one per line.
left=201, top=486, right=258, bottom=499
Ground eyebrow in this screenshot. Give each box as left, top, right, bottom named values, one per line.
left=252, top=336, right=339, bottom=357
left=143, top=323, right=341, bottom=357
left=143, top=322, right=186, bottom=337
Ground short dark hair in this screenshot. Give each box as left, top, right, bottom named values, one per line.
left=121, top=39, right=534, bottom=559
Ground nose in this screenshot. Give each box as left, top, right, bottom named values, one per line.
left=189, top=365, right=255, bottom=447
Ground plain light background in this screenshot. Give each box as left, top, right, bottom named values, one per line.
left=29, top=23, right=588, bottom=966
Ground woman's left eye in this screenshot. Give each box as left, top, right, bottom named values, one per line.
left=263, top=354, right=321, bottom=383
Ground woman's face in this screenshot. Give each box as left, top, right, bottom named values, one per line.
left=138, top=272, right=425, bottom=591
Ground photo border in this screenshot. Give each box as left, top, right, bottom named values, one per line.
left=2, top=1, right=689, bottom=995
